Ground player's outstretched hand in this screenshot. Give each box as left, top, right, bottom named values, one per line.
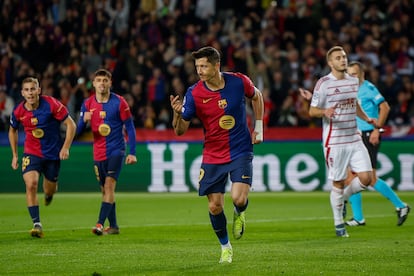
left=170, top=95, right=182, bottom=114
left=299, top=88, right=312, bottom=101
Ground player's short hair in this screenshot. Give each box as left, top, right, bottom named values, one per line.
left=191, top=46, right=221, bottom=65
left=326, top=46, right=345, bottom=62
left=94, top=69, right=112, bottom=79
left=22, top=77, right=40, bottom=88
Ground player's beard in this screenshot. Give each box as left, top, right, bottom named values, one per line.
left=334, top=64, right=347, bottom=74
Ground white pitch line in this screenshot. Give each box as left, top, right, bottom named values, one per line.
left=1, top=214, right=395, bottom=234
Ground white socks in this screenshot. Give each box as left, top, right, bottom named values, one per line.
left=330, top=186, right=345, bottom=226
left=343, top=177, right=367, bottom=201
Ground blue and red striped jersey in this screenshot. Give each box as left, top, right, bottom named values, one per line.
left=10, top=95, right=69, bottom=159
left=79, top=92, right=133, bottom=161
left=181, top=72, right=255, bottom=164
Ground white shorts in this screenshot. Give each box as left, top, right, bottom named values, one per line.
left=324, top=141, right=372, bottom=181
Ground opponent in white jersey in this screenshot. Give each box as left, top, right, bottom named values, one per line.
left=303, top=46, right=377, bottom=237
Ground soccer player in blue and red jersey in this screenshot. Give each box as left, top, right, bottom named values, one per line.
left=77, top=69, right=137, bottom=236
left=9, top=77, right=76, bottom=238
left=170, top=46, right=264, bottom=263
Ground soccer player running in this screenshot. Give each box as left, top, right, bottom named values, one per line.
left=345, top=61, right=410, bottom=226
left=170, top=46, right=264, bottom=263
left=9, top=77, right=76, bottom=238
left=299, top=46, right=376, bottom=237
left=77, top=69, right=137, bottom=235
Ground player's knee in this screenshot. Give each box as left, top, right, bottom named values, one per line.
left=232, top=196, right=247, bottom=208
left=359, top=175, right=373, bottom=187
left=208, top=202, right=223, bottom=215
left=25, top=181, right=38, bottom=193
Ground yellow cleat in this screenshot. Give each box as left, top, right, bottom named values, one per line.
left=219, top=247, right=233, bottom=264
left=232, top=211, right=245, bottom=240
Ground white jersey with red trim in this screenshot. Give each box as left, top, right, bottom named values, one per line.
left=311, top=73, right=361, bottom=148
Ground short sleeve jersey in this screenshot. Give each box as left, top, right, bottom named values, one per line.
left=80, top=92, right=132, bottom=161
left=356, top=80, right=384, bottom=131
left=311, top=73, right=361, bottom=148
left=181, top=72, right=255, bottom=164
left=10, top=95, right=69, bottom=159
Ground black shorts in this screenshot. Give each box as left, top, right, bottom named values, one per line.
left=361, top=131, right=381, bottom=169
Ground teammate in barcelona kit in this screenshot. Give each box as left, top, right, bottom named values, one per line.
left=77, top=69, right=137, bottom=236
left=9, top=77, right=76, bottom=238
left=170, top=46, right=264, bottom=263
left=299, top=46, right=376, bottom=237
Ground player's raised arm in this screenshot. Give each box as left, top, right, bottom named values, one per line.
left=170, top=94, right=190, bottom=136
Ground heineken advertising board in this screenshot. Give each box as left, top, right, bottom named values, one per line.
left=1, top=140, right=413, bottom=192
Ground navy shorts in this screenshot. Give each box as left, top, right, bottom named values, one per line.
left=21, top=154, right=61, bottom=182
left=198, top=155, right=253, bottom=196
left=93, top=155, right=124, bottom=186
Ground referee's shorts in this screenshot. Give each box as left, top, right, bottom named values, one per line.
left=361, top=130, right=381, bottom=169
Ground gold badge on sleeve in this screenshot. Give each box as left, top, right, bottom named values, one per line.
left=98, top=123, right=111, bottom=136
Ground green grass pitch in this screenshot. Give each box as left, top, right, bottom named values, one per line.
left=0, top=192, right=413, bottom=275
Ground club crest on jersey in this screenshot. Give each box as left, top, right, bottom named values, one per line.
left=31, top=117, right=38, bottom=125
left=99, top=111, right=106, bottom=119
left=218, top=99, right=227, bottom=109
left=219, top=115, right=235, bottom=130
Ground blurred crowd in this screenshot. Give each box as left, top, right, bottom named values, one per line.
left=0, top=0, right=413, bottom=132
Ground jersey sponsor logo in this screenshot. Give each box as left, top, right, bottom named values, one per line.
left=202, top=98, right=213, bottom=104
left=99, top=111, right=106, bottom=119
left=241, top=175, right=251, bottom=179
left=219, top=115, right=235, bottom=130
left=334, top=88, right=340, bottom=94
left=338, top=98, right=356, bottom=109
left=98, top=123, right=111, bottom=136
left=90, top=108, right=96, bottom=112
left=218, top=99, right=227, bottom=109
left=32, top=128, right=44, bottom=138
